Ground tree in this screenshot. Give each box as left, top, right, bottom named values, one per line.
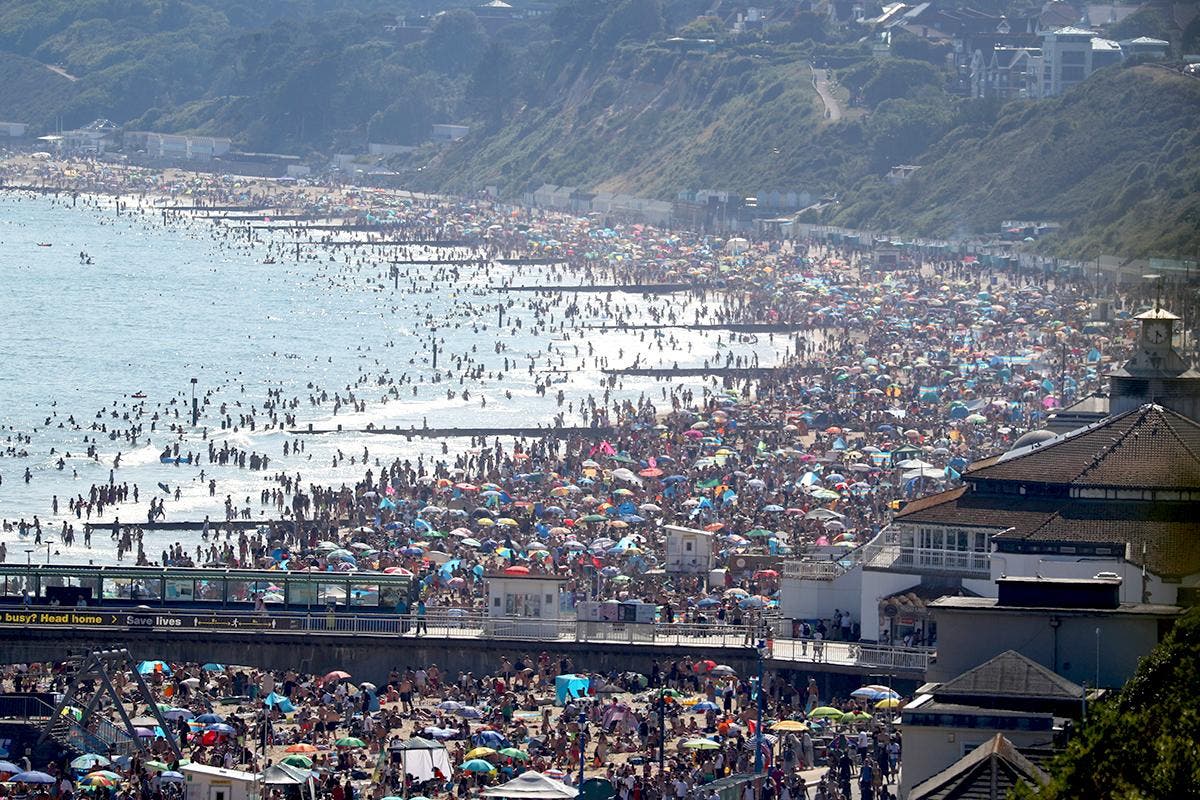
left=424, top=9, right=487, bottom=75
left=1015, top=607, right=1200, bottom=800
left=860, top=58, right=943, bottom=107
left=592, top=0, right=665, bottom=51
left=466, top=41, right=524, bottom=127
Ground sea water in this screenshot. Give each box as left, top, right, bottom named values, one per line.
left=0, top=193, right=793, bottom=564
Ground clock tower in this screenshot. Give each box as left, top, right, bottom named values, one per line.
left=1108, top=305, right=1200, bottom=418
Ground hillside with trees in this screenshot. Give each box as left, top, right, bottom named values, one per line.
left=831, top=66, right=1200, bottom=258
left=1, top=0, right=1198, bottom=257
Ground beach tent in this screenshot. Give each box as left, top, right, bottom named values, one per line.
left=483, top=771, right=579, bottom=799
left=391, top=737, right=453, bottom=784
left=554, top=674, right=590, bottom=706
left=263, top=693, right=295, bottom=713
left=262, top=763, right=316, bottom=800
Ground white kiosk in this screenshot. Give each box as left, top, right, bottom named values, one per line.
left=485, top=572, right=572, bottom=638
left=181, top=763, right=260, bottom=800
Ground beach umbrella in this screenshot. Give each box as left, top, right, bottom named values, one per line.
left=285, top=744, right=318, bottom=753
left=159, top=772, right=185, bottom=784
left=335, top=737, right=367, bottom=748
left=70, top=755, right=111, bottom=771
left=875, top=698, right=902, bottom=709
left=498, top=748, right=529, bottom=761
left=682, top=739, right=720, bottom=750
left=322, top=670, right=352, bottom=684
left=769, top=720, right=808, bottom=732
left=808, top=707, right=844, bottom=720
left=12, top=771, right=56, bottom=784
left=282, top=756, right=313, bottom=768
left=465, top=747, right=497, bottom=759
left=460, top=759, right=496, bottom=773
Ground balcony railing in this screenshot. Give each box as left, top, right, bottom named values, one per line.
left=782, top=549, right=864, bottom=581
left=863, top=542, right=989, bottom=575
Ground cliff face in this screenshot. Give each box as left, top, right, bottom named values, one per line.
left=413, top=45, right=828, bottom=199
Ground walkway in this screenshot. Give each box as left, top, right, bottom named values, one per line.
left=811, top=64, right=842, bottom=123
left=0, top=607, right=932, bottom=678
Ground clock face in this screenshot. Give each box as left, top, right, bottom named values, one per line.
left=1147, top=324, right=1168, bottom=344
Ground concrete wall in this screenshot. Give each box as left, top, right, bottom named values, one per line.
left=0, top=628, right=765, bottom=685
left=928, top=607, right=1168, bottom=687
left=779, top=569, right=861, bottom=622
left=990, top=553, right=1173, bottom=604
left=859, top=569, right=922, bottom=642
left=900, top=723, right=1056, bottom=798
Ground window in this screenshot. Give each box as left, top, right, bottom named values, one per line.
left=194, top=579, right=222, bottom=602
left=288, top=581, right=318, bottom=607
left=505, top=592, right=542, bottom=617
left=319, top=583, right=346, bottom=606
left=685, top=541, right=693, bottom=552
left=351, top=584, right=379, bottom=607
left=165, top=579, right=194, bottom=602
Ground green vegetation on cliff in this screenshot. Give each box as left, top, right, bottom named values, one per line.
left=832, top=66, right=1200, bottom=259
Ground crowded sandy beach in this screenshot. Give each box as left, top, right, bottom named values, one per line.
left=0, top=153, right=1170, bottom=800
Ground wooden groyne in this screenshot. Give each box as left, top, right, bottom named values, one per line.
left=287, top=425, right=616, bottom=438
left=585, top=323, right=809, bottom=333
left=493, top=283, right=694, bottom=294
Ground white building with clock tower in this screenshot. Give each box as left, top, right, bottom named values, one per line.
left=1108, top=305, right=1200, bottom=419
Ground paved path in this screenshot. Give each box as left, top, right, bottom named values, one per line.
left=811, top=64, right=842, bottom=123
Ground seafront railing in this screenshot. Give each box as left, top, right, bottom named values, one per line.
left=0, top=605, right=934, bottom=674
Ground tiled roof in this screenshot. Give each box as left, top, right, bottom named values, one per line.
left=963, top=404, right=1200, bottom=490
left=934, top=650, right=1083, bottom=702
left=909, top=734, right=1049, bottom=800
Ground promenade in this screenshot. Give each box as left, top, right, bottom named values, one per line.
left=0, top=605, right=931, bottom=682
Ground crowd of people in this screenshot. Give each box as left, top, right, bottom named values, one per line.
left=0, top=653, right=902, bottom=800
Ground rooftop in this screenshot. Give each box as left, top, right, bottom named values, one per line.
left=909, top=734, right=1049, bottom=800
left=933, top=649, right=1083, bottom=703
left=930, top=596, right=1182, bottom=616
left=964, top=404, right=1200, bottom=490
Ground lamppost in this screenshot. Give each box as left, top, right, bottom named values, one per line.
left=754, top=637, right=768, bottom=773
left=577, top=711, right=588, bottom=787
left=657, top=690, right=666, bottom=774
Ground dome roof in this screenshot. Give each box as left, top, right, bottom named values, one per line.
left=1010, top=429, right=1057, bottom=451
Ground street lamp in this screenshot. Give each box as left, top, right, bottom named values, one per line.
left=577, top=711, right=588, bottom=787
left=657, top=690, right=666, bottom=774
left=754, top=638, right=768, bottom=773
